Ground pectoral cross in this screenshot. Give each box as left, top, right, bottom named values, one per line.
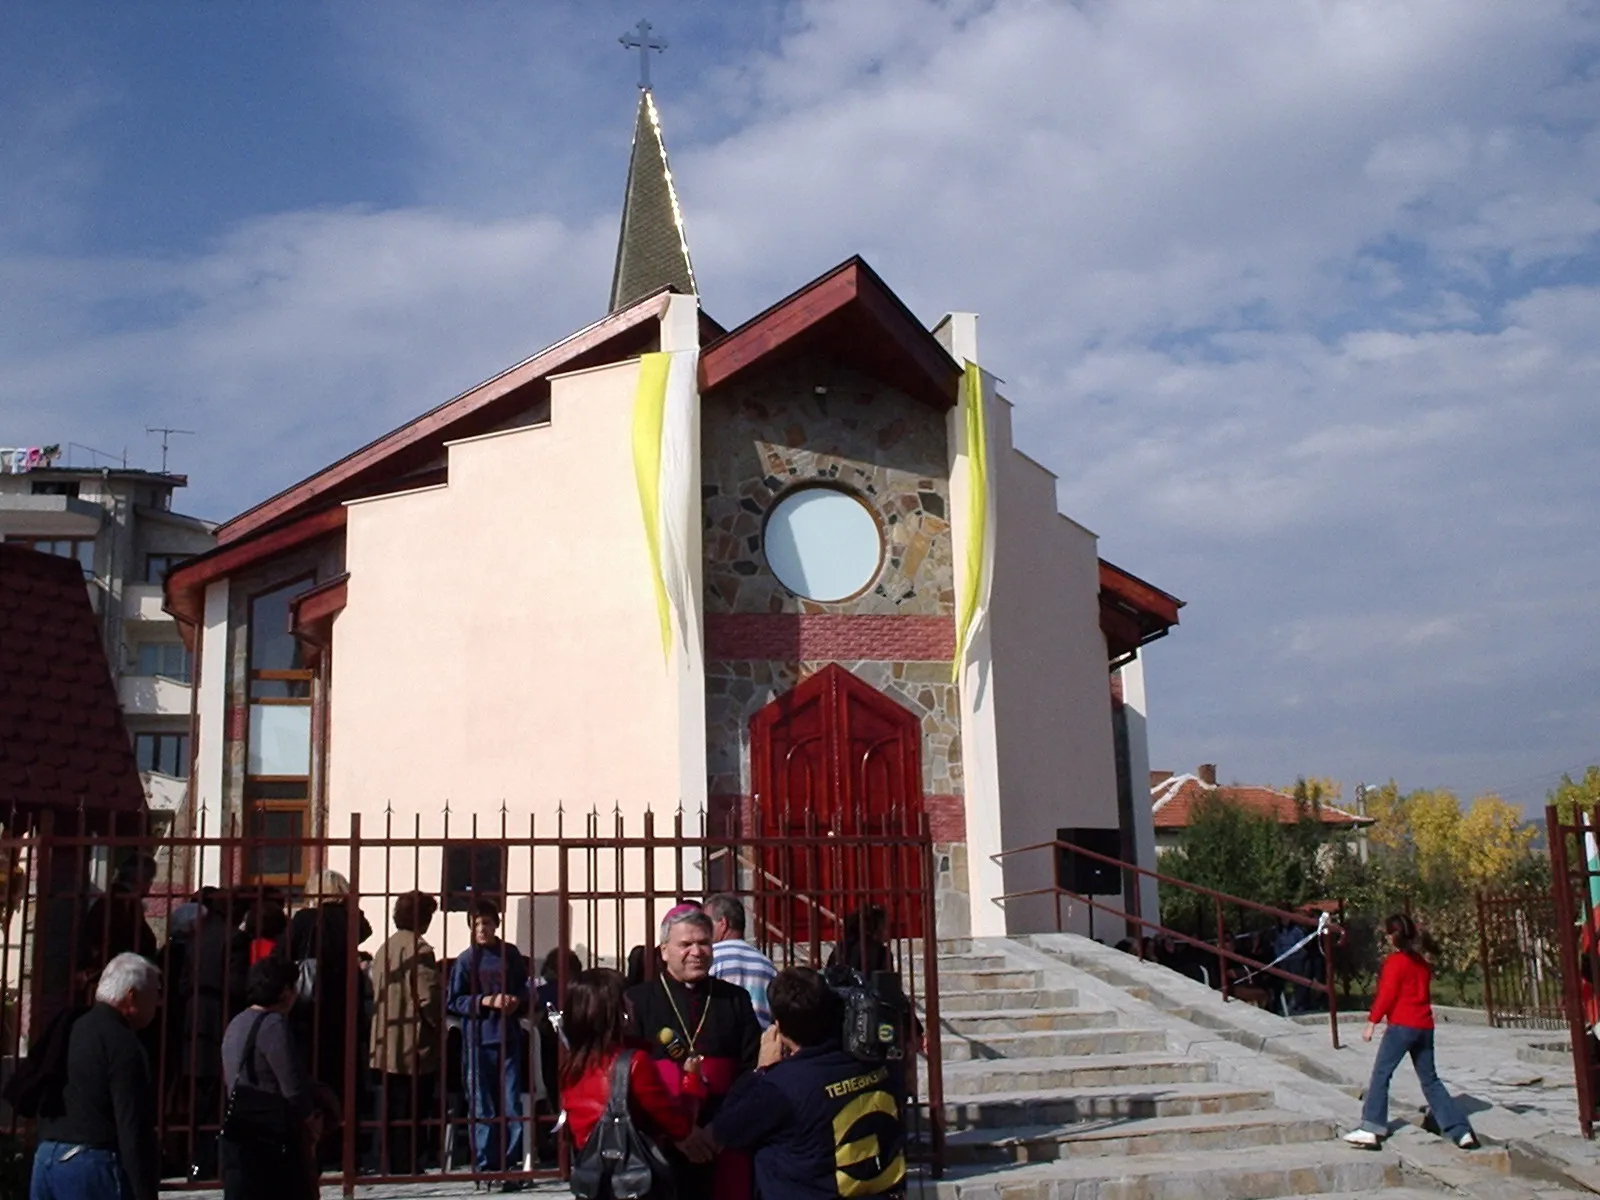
left=619, top=18, right=668, bottom=90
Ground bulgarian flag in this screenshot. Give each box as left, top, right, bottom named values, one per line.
left=631, top=350, right=700, bottom=663
left=952, top=360, right=996, bottom=681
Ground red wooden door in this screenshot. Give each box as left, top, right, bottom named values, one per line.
left=750, top=665, right=924, bottom=943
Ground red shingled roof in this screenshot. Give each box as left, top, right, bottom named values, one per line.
left=0, top=545, right=146, bottom=827
left=1151, top=774, right=1372, bottom=830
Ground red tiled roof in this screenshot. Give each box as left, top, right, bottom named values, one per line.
left=1151, top=774, right=1372, bottom=830
left=0, top=546, right=146, bottom=826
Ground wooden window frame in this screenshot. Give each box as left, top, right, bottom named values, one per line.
left=243, top=576, right=317, bottom=886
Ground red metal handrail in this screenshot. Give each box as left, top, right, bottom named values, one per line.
left=992, top=837, right=1344, bottom=1048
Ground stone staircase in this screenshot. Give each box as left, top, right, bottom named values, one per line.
left=915, top=941, right=1583, bottom=1200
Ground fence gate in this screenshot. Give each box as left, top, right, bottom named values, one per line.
left=1476, top=887, right=1564, bottom=1029
left=1546, top=804, right=1600, bottom=1138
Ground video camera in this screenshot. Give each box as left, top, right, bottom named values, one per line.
left=823, top=965, right=912, bottom=1063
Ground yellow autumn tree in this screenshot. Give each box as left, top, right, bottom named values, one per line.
left=1360, top=781, right=1408, bottom=855
left=1456, top=794, right=1538, bottom=887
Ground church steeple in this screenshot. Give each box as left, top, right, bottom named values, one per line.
left=609, top=22, right=696, bottom=313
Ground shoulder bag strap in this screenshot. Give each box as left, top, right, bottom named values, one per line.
left=239, top=1010, right=270, bottom=1087
left=607, top=1049, right=635, bottom=1117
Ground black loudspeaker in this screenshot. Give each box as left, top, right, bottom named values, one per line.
left=1055, top=827, right=1122, bottom=895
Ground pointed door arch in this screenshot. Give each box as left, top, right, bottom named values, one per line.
left=750, top=664, right=925, bottom=941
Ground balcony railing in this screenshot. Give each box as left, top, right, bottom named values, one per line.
left=140, top=770, right=188, bottom=811
left=118, top=673, right=190, bottom=715
left=121, top=582, right=170, bottom=623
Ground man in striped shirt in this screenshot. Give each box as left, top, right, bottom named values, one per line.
left=705, top=894, right=778, bottom=1029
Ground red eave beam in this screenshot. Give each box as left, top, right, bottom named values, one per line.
left=164, top=505, right=348, bottom=642
left=1099, top=560, right=1183, bottom=628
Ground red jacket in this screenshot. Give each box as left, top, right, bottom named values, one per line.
left=564, top=1049, right=696, bottom=1151
left=1369, top=951, right=1434, bottom=1030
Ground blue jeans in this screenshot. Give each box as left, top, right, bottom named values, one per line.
left=464, top=1041, right=525, bottom=1171
left=30, top=1142, right=127, bottom=1200
left=1361, top=1023, right=1471, bottom=1138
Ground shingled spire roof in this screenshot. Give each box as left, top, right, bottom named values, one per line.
left=609, top=89, right=696, bottom=313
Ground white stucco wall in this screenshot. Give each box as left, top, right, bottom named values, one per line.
left=1118, top=657, right=1161, bottom=927
left=193, top=579, right=229, bottom=886
left=326, top=352, right=704, bottom=956
left=986, top=398, right=1121, bottom=937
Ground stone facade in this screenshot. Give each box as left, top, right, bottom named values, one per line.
left=700, top=353, right=969, bottom=935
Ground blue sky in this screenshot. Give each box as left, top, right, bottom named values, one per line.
left=5, top=1, right=1599, bottom=812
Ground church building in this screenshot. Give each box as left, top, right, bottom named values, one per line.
left=164, top=82, right=1181, bottom=940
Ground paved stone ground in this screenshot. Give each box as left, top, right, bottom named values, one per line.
left=1028, top=933, right=1600, bottom=1195
left=1292, top=1007, right=1582, bottom=1136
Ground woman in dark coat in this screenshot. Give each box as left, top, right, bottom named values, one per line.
left=280, top=869, right=371, bottom=1162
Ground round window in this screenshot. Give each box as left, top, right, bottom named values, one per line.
left=763, top=487, right=883, bottom=602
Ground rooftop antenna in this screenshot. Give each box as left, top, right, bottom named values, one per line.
left=619, top=18, right=667, bottom=90
left=145, top=426, right=194, bottom=473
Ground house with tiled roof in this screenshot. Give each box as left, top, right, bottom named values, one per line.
left=1150, top=763, right=1373, bottom=854
left=0, top=545, right=147, bottom=826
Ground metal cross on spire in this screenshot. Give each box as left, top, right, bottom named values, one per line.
left=619, top=18, right=667, bottom=90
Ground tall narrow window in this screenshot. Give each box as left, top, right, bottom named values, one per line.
left=245, top=578, right=314, bottom=885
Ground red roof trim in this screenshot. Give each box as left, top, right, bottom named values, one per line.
left=290, top=574, right=348, bottom=636
left=214, top=289, right=676, bottom=546
left=699, top=257, right=960, bottom=410
left=164, top=505, right=347, bottom=634
left=1100, top=560, right=1183, bottom=627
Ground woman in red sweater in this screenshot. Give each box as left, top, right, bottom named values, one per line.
left=1343, top=914, right=1478, bottom=1150
left=560, top=968, right=698, bottom=1158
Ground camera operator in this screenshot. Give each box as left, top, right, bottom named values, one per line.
left=704, top=967, right=905, bottom=1199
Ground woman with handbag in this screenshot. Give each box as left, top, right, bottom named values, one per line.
left=218, top=958, right=321, bottom=1200
left=561, top=969, right=702, bottom=1198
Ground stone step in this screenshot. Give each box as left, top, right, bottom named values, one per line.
left=942, top=1052, right=1214, bottom=1095
left=1265, top=1192, right=1453, bottom=1200
left=925, top=1142, right=1404, bottom=1199
left=934, top=954, right=1012, bottom=972
left=942, top=1025, right=1169, bottom=1062
left=945, top=1108, right=1339, bottom=1165
left=942, top=1080, right=1277, bottom=1129
left=941, top=1005, right=1120, bottom=1036
left=937, top=985, right=1079, bottom=1012
left=939, top=967, right=1046, bottom=991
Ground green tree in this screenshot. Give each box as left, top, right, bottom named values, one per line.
left=1158, top=790, right=1324, bottom=932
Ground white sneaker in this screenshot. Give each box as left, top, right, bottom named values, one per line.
left=1458, top=1132, right=1480, bottom=1150
left=1342, top=1129, right=1381, bottom=1148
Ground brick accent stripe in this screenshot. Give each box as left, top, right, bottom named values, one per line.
left=925, top=793, right=965, bottom=842
left=706, top=613, right=955, bottom=662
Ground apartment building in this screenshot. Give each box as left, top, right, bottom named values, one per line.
left=0, top=448, right=214, bottom=832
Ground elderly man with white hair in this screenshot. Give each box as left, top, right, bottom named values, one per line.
left=32, top=952, right=161, bottom=1200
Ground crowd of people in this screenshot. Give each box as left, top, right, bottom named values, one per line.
left=27, top=861, right=911, bottom=1200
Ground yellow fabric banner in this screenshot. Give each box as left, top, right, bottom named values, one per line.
left=953, top=360, right=992, bottom=680
left=631, top=352, right=674, bottom=658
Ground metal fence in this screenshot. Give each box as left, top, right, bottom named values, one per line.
left=0, top=803, right=943, bottom=1192
left=1476, top=887, right=1564, bottom=1030
left=992, top=835, right=1345, bottom=1047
